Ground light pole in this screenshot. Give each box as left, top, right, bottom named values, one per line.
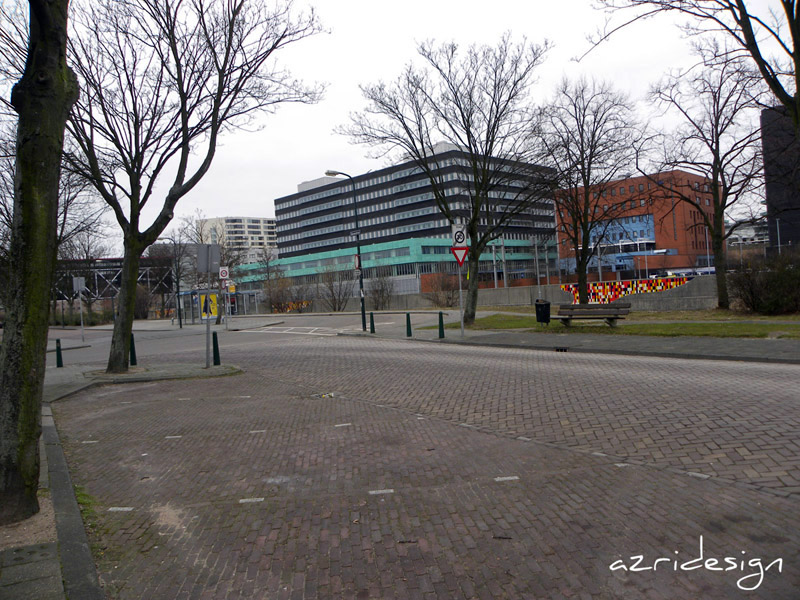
left=325, top=170, right=366, bottom=331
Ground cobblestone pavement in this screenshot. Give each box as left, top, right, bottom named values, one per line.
left=52, top=334, right=800, bottom=599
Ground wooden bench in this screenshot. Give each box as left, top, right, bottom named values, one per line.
left=553, top=302, right=631, bottom=327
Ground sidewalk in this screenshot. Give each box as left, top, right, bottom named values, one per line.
left=338, top=313, right=800, bottom=364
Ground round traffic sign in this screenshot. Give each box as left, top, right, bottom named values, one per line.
left=219, top=267, right=229, bottom=279
left=454, top=230, right=466, bottom=244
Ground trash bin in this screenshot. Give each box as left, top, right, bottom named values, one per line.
left=534, top=298, right=551, bottom=324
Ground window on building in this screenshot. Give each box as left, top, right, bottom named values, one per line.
left=620, top=187, right=626, bottom=195
left=629, top=185, right=635, bottom=193
left=611, top=188, right=616, bottom=196
left=638, top=184, right=644, bottom=192
left=640, top=199, right=645, bottom=206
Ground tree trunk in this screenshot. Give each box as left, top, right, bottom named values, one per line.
left=0, top=0, right=78, bottom=525
left=713, top=234, right=729, bottom=310
left=106, top=241, right=142, bottom=373
left=576, top=255, right=589, bottom=304
left=463, top=251, right=480, bottom=325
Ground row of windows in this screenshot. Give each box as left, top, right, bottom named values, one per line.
left=276, top=162, right=447, bottom=211
left=278, top=188, right=468, bottom=233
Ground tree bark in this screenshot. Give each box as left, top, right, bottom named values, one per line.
left=106, top=240, right=143, bottom=373
left=463, top=250, right=481, bottom=325
left=0, top=0, right=78, bottom=524
left=577, top=261, right=589, bottom=304
left=713, top=234, right=729, bottom=310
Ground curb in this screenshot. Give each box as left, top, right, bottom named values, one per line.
left=338, top=331, right=800, bottom=365
left=42, top=406, right=104, bottom=600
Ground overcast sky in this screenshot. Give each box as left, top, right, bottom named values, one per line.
left=165, top=1, right=702, bottom=229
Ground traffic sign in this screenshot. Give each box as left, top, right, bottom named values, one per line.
left=219, top=266, right=229, bottom=279
left=452, top=224, right=466, bottom=246
left=451, top=247, right=469, bottom=266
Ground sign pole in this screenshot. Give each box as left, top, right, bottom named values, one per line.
left=78, top=290, right=85, bottom=342
left=458, top=263, right=464, bottom=337
left=451, top=224, right=468, bottom=338
left=206, top=246, right=211, bottom=369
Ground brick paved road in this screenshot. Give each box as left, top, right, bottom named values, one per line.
left=52, top=334, right=800, bottom=598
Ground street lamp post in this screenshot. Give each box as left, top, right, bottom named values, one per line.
left=325, top=170, right=366, bottom=331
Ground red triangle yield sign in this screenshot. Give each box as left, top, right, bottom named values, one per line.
left=451, top=247, right=469, bottom=266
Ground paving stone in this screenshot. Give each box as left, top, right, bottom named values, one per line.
left=51, top=335, right=800, bottom=599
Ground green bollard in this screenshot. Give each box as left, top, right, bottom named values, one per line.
left=369, top=312, right=375, bottom=334
left=438, top=311, right=445, bottom=339
left=56, top=339, right=63, bottom=368
left=406, top=313, right=412, bottom=338
left=129, top=333, right=137, bottom=366
left=212, top=331, right=221, bottom=366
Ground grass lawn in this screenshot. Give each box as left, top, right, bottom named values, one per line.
left=437, top=312, right=800, bottom=338
left=479, top=306, right=800, bottom=322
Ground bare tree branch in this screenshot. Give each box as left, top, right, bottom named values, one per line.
left=343, top=34, right=554, bottom=323
left=595, top=0, right=800, bottom=126
left=537, top=77, right=643, bottom=302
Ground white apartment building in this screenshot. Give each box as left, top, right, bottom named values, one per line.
left=199, top=216, right=277, bottom=263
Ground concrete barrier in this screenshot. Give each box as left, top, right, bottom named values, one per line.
left=621, top=276, right=719, bottom=311
left=303, top=276, right=719, bottom=314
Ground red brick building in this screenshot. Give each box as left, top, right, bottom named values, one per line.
left=556, top=170, right=717, bottom=278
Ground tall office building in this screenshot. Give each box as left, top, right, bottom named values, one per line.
left=261, top=145, right=555, bottom=293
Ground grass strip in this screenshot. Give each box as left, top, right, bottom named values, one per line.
left=432, top=313, right=800, bottom=338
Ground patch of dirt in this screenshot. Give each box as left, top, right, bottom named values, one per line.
left=0, top=494, right=57, bottom=551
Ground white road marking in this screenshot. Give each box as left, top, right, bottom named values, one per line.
left=240, top=327, right=338, bottom=337
left=239, top=497, right=265, bottom=504
left=493, top=476, right=520, bottom=482
left=165, top=435, right=182, bottom=439
left=250, top=429, right=267, bottom=434
left=334, top=423, right=352, bottom=428
left=81, top=440, right=99, bottom=444
left=108, top=507, right=134, bottom=512
left=368, top=489, right=395, bottom=495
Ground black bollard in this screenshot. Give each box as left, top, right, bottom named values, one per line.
left=406, top=313, right=412, bottom=338
left=212, top=331, right=221, bottom=366
left=369, top=312, right=375, bottom=334
left=129, top=333, right=137, bottom=366
left=56, top=339, right=64, bottom=368
left=438, top=312, right=445, bottom=339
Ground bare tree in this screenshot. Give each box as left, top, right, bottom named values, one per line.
left=597, top=0, right=800, bottom=127
left=64, top=0, right=321, bottom=372
left=160, top=227, right=194, bottom=326
left=344, top=34, right=553, bottom=324
left=0, top=125, right=107, bottom=307
left=424, top=268, right=461, bottom=308
left=0, top=0, right=78, bottom=524
left=538, top=77, right=642, bottom=303
left=318, top=265, right=356, bottom=312
left=58, top=229, right=113, bottom=319
left=646, top=48, right=766, bottom=309
left=367, top=266, right=395, bottom=311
